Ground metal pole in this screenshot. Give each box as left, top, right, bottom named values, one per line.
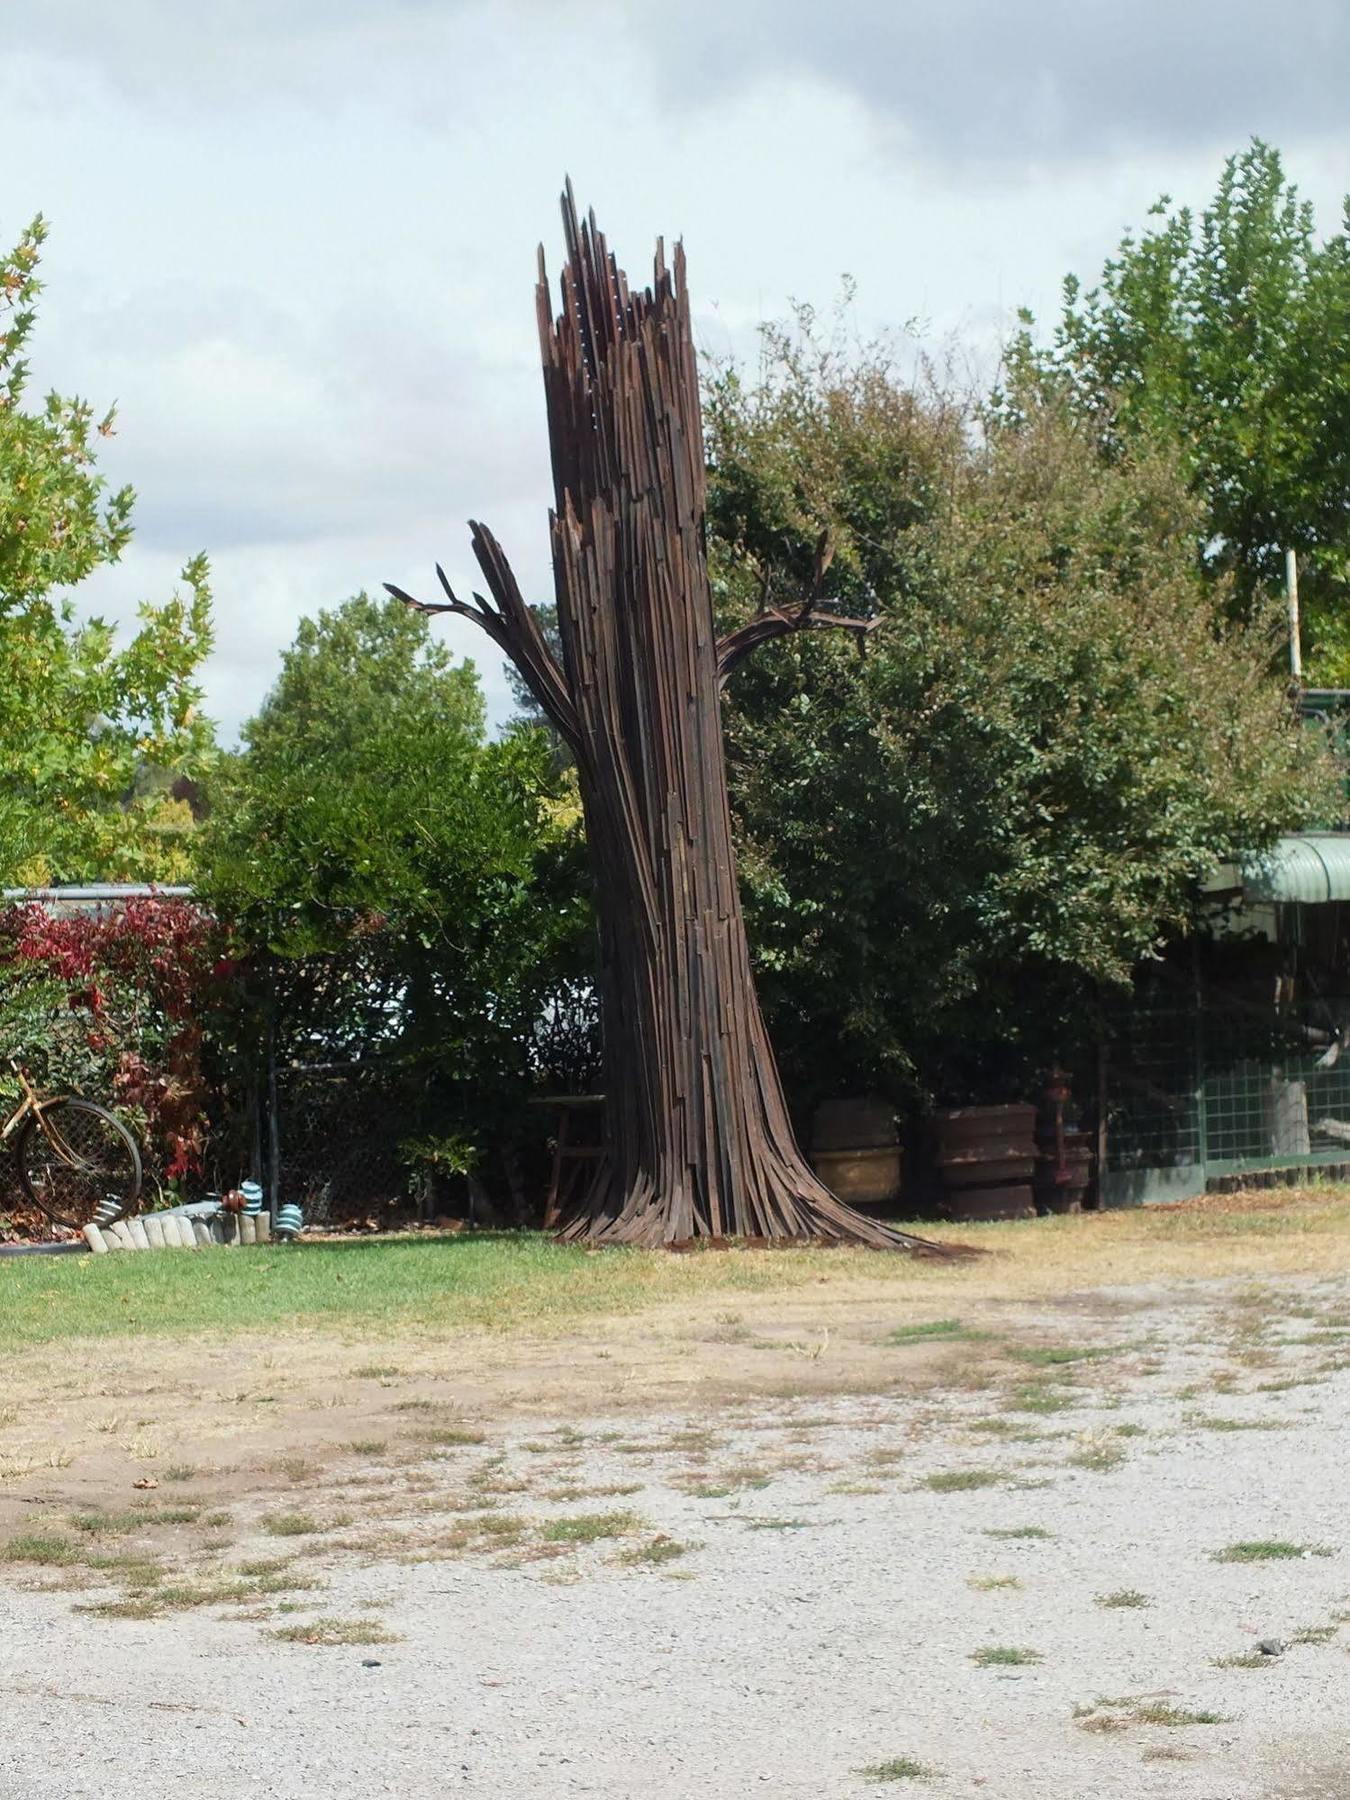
left=1094, top=1038, right=1108, bottom=1210
left=267, top=1022, right=281, bottom=1228
left=1286, top=548, right=1302, bottom=681
left=1193, top=937, right=1209, bottom=1182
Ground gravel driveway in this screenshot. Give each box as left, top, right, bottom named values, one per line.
left=4, top=1273, right=1350, bottom=1799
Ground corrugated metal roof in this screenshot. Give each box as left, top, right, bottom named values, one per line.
left=1235, top=835, right=1350, bottom=905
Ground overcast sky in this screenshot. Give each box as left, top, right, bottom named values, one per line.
left=5, top=1, right=1348, bottom=739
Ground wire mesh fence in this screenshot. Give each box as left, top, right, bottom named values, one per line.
left=267, top=1060, right=420, bottom=1228
left=251, top=966, right=601, bottom=1229
left=1104, top=985, right=1350, bottom=1202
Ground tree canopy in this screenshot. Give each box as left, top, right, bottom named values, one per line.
left=1007, top=141, right=1350, bottom=675
left=705, top=307, right=1334, bottom=1106
left=0, top=215, right=214, bottom=886
left=199, top=595, right=594, bottom=1152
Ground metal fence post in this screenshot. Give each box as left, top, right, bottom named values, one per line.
left=1192, top=941, right=1209, bottom=1183
left=267, top=1026, right=281, bottom=1228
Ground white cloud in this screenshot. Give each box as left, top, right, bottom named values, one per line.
left=4, top=1, right=1348, bottom=740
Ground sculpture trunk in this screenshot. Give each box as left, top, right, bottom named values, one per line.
left=560, top=500, right=843, bottom=1242
left=389, top=187, right=964, bottom=1254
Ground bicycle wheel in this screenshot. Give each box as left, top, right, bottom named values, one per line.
left=16, top=1097, right=142, bottom=1230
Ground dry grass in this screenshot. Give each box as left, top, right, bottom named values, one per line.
left=1066, top=1432, right=1128, bottom=1472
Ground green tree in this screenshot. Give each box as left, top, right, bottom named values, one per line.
left=199, top=595, right=593, bottom=1158
left=0, top=215, right=214, bottom=884
left=1008, top=142, right=1350, bottom=673
left=706, top=311, right=1334, bottom=1107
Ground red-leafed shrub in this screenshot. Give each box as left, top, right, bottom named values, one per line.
left=0, top=897, right=230, bottom=1198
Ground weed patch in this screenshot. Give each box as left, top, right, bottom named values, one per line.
left=886, top=1320, right=972, bottom=1345
left=1008, top=1344, right=1120, bottom=1367
left=1213, top=1540, right=1334, bottom=1563
left=1189, top=1415, right=1287, bottom=1432
left=262, top=1513, right=323, bottom=1538
left=923, top=1469, right=1001, bottom=1493
left=540, top=1510, right=643, bottom=1545
left=1005, top=1385, right=1076, bottom=1415
left=269, top=1617, right=401, bottom=1646
left=617, top=1536, right=695, bottom=1567
left=4, top=1533, right=80, bottom=1566
left=1078, top=1697, right=1225, bottom=1730
left=857, top=1757, right=940, bottom=1783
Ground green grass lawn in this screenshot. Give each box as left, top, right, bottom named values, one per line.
left=0, top=1231, right=923, bottom=1348
left=7, top=1186, right=1350, bottom=1350
left=0, top=1234, right=630, bottom=1346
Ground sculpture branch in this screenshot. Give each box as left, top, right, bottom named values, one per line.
left=716, top=602, right=879, bottom=685
left=715, top=532, right=876, bottom=684
left=385, top=525, right=582, bottom=753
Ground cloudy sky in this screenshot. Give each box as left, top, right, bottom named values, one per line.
left=5, top=1, right=1348, bottom=738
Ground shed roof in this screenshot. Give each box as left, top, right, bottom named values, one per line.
left=1204, top=835, right=1350, bottom=906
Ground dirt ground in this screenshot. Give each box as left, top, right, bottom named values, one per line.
left=0, top=1279, right=1117, bottom=1514
left=5, top=1231, right=1350, bottom=1797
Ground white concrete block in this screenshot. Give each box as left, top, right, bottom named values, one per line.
left=142, top=1214, right=166, bottom=1250
left=254, top=1212, right=272, bottom=1244
left=83, top=1223, right=109, bottom=1254
left=192, top=1220, right=214, bottom=1249
left=239, top=1213, right=257, bottom=1246
left=127, top=1217, right=150, bottom=1251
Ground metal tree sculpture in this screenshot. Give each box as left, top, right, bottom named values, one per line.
left=389, top=187, right=957, bottom=1254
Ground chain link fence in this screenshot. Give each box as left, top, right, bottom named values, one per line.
left=1104, top=984, right=1350, bottom=1204
left=266, top=1061, right=416, bottom=1228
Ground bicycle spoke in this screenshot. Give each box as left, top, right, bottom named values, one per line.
left=18, top=1099, right=141, bottom=1230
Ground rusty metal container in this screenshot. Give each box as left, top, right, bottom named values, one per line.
left=934, top=1104, right=1037, bottom=1222
left=810, top=1097, right=902, bottom=1207
left=945, top=1183, right=1036, bottom=1221
left=1034, top=1137, right=1092, bottom=1214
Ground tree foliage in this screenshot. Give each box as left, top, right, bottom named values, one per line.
left=705, top=309, right=1334, bottom=1106
left=0, top=896, right=225, bottom=1215
left=1007, top=142, right=1350, bottom=674
left=199, top=595, right=594, bottom=1156
left=0, top=215, right=214, bottom=885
